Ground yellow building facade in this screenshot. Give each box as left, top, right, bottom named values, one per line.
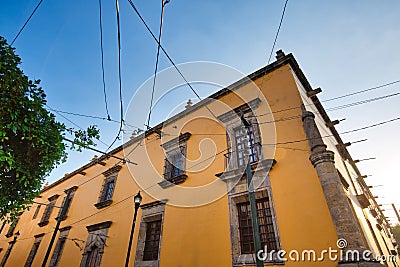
left=1, top=51, right=398, bottom=267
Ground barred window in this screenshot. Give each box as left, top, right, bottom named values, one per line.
left=86, top=244, right=100, bottom=267
left=24, top=235, right=43, bottom=267
left=234, top=126, right=259, bottom=167
left=95, top=165, right=122, bottom=209
left=5, top=216, right=20, bottom=238
left=39, top=195, right=59, bottom=227
left=49, top=227, right=70, bottom=267
left=0, top=242, right=14, bottom=266
left=143, top=220, right=162, bottom=261
left=80, top=221, right=112, bottom=267
left=135, top=200, right=166, bottom=266
left=104, top=180, right=115, bottom=201
left=237, top=198, right=277, bottom=254
left=32, top=205, right=41, bottom=219
left=164, top=149, right=185, bottom=180
left=57, top=187, right=77, bottom=220
left=0, top=222, right=5, bottom=234
left=159, top=132, right=191, bottom=187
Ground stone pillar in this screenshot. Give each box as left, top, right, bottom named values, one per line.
left=301, top=106, right=383, bottom=266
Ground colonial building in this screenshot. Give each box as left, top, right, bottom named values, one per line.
left=0, top=51, right=398, bottom=267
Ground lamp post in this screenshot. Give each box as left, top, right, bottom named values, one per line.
left=240, top=111, right=264, bottom=267
left=125, top=191, right=142, bottom=267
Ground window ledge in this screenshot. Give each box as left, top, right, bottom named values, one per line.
left=158, top=174, right=187, bottom=189
left=135, top=259, right=159, bottom=267
left=234, top=253, right=284, bottom=266
left=215, top=159, right=276, bottom=180
left=94, top=199, right=113, bottom=209
left=55, top=216, right=67, bottom=221
left=38, top=220, right=49, bottom=227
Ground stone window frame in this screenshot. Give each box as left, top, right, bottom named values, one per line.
left=24, top=233, right=44, bottom=267
left=49, top=226, right=71, bottom=267
left=217, top=99, right=263, bottom=171
left=134, top=200, right=167, bottom=267
left=0, top=222, right=5, bottom=235
left=80, top=221, right=112, bottom=267
left=229, top=189, right=282, bottom=266
left=57, top=186, right=78, bottom=220
left=0, top=241, right=15, bottom=267
left=236, top=197, right=278, bottom=254
left=5, top=214, right=21, bottom=238
left=158, top=133, right=191, bottom=189
left=32, top=204, right=41, bottom=219
left=217, top=154, right=280, bottom=266
left=38, top=194, right=60, bottom=227
left=95, top=165, right=122, bottom=209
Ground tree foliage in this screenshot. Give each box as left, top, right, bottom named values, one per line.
left=0, top=36, right=99, bottom=222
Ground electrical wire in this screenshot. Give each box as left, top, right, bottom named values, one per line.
left=321, top=79, right=400, bottom=103
left=250, top=89, right=400, bottom=118
left=267, top=0, right=289, bottom=64
left=106, top=0, right=124, bottom=152
left=98, top=0, right=111, bottom=120
left=44, top=107, right=141, bottom=130
left=45, top=104, right=110, bottom=148
left=325, top=92, right=400, bottom=112
left=10, top=0, right=44, bottom=46
left=261, top=116, right=400, bottom=146
left=125, top=0, right=218, bottom=121
left=146, top=0, right=168, bottom=129
left=46, top=105, right=141, bottom=132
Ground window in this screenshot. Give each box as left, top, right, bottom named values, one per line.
left=143, top=220, right=162, bottom=261
left=49, top=226, right=70, bottom=267
left=216, top=100, right=263, bottom=170
left=104, top=180, right=115, bottom=201
left=135, top=200, right=166, bottom=266
left=80, top=221, right=112, bottom=267
left=5, top=216, right=20, bottom=238
left=0, top=242, right=14, bottom=267
left=234, top=126, right=259, bottom=167
left=85, top=244, right=100, bottom=267
left=57, top=186, right=77, bottom=220
left=24, top=234, right=44, bottom=267
left=95, top=166, right=122, bottom=209
left=32, top=205, right=41, bottom=219
left=0, top=222, right=5, bottom=235
left=164, top=149, right=185, bottom=180
left=39, top=195, right=59, bottom=227
left=159, top=132, right=191, bottom=188
left=237, top=198, right=278, bottom=254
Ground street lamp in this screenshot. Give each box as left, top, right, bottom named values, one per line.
left=125, top=191, right=142, bottom=267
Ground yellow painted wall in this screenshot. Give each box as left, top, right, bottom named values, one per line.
left=1, top=61, right=396, bottom=267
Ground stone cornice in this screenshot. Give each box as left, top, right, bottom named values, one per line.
left=161, top=132, right=191, bottom=150
left=86, top=221, right=112, bottom=232
left=216, top=159, right=276, bottom=182
left=217, top=98, right=261, bottom=123
left=102, top=165, right=122, bottom=177
left=140, top=199, right=168, bottom=209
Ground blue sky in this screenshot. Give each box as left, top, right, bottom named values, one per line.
left=1, top=1, right=399, bottom=222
